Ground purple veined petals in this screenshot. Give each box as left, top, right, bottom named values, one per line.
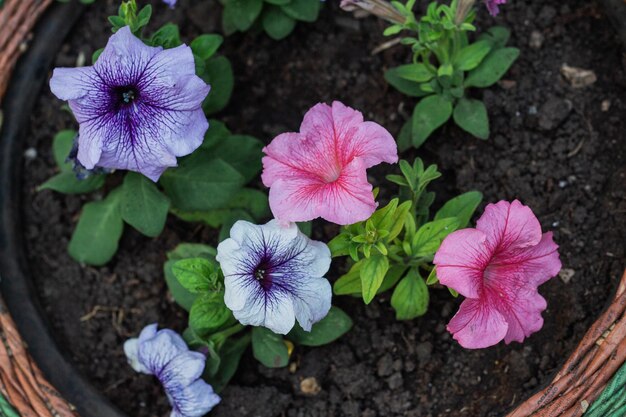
left=124, top=324, right=221, bottom=417
left=49, top=26, right=210, bottom=181
left=484, top=0, right=507, bottom=16
left=216, top=220, right=332, bottom=335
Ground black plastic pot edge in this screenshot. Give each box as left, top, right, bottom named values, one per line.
left=0, top=3, right=125, bottom=417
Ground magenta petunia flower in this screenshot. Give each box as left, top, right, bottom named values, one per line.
left=261, top=101, right=398, bottom=225
left=433, top=200, right=561, bottom=349
left=484, top=0, right=506, bottom=16
left=50, top=26, right=210, bottom=181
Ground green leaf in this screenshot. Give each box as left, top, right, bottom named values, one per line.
left=453, top=40, right=492, bottom=71
left=38, top=172, right=105, bottom=194
left=92, top=48, right=104, bottom=64
left=164, top=244, right=217, bottom=311
left=223, top=0, right=263, bottom=31
left=378, top=265, right=408, bottom=294
left=150, top=23, right=182, bottom=48
left=393, top=63, right=434, bottom=82
left=136, top=5, right=152, bottom=28
left=328, top=233, right=351, bottom=258
left=172, top=258, right=220, bottom=294
left=478, top=26, right=510, bottom=49
left=434, top=191, right=482, bottom=228
left=252, top=327, right=289, bottom=368
left=333, top=261, right=363, bottom=295
left=262, top=6, right=296, bottom=40
left=202, top=56, right=234, bottom=114
left=391, top=269, right=429, bottom=320
left=218, top=209, right=255, bottom=242
left=265, top=0, right=290, bottom=4
left=388, top=201, right=412, bottom=241
left=287, top=306, right=352, bottom=346
left=397, top=119, right=413, bottom=152
left=360, top=255, right=389, bottom=304
left=411, top=217, right=460, bottom=258
left=191, top=34, right=223, bottom=61
left=201, top=120, right=232, bottom=150
left=190, top=292, right=232, bottom=335
left=281, top=0, right=320, bottom=22
left=453, top=98, right=489, bottom=139
left=385, top=68, right=433, bottom=97
left=208, top=135, right=264, bottom=182
left=369, top=198, right=398, bottom=231
left=297, top=221, right=312, bottom=237
left=209, top=334, right=251, bottom=392
left=160, top=156, right=246, bottom=212
left=171, top=188, right=269, bottom=228
left=120, top=172, right=170, bottom=237
left=425, top=267, right=438, bottom=285
left=52, top=130, right=76, bottom=168
left=411, top=95, right=453, bottom=147
left=68, top=188, right=123, bottom=266
left=464, top=47, right=520, bottom=88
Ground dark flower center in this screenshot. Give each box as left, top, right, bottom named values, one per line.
left=115, top=86, right=139, bottom=105
left=253, top=260, right=274, bottom=290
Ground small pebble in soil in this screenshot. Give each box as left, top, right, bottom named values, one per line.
left=299, top=377, right=321, bottom=395
left=559, top=268, right=576, bottom=284
left=386, top=372, right=404, bottom=390
left=601, top=99, right=611, bottom=112
left=23, top=147, right=37, bottom=160
left=529, top=30, right=544, bottom=49
left=561, top=64, right=598, bottom=88
left=538, top=97, right=573, bottom=131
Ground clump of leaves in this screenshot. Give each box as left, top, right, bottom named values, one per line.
left=163, top=243, right=353, bottom=390
left=378, top=0, right=519, bottom=148
left=39, top=2, right=253, bottom=266
left=329, top=158, right=482, bottom=320
left=221, top=0, right=322, bottom=40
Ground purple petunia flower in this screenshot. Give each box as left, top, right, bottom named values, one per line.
left=163, top=0, right=177, bottom=8
left=216, top=220, right=332, bottom=335
left=484, top=0, right=506, bottom=16
left=50, top=26, right=210, bottom=181
left=124, top=324, right=220, bottom=417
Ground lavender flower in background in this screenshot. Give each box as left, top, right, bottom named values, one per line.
left=124, top=324, right=220, bottom=417
left=162, top=0, right=177, bottom=8
left=50, top=26, right=210, bottom=182
left=484, top=0, right=506, bottom=16
left=216, top=220, right=332, bottom=335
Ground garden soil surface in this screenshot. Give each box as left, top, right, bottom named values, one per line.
left=20, top=0, right=625, bottom=416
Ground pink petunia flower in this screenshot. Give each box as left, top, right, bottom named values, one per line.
left=261, top=101, right=398, bottom=225
left=433, top=200, right=561, bottom=349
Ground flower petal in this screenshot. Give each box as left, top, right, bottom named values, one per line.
left=160, top=351, right=205, bottom=389
left=123, top=338, right=150, bottom=374
left=267, top=157, right=376, bottom=225
left=49, top=66, right=99, bottom=100
left=292, top=277, right=332, bottom=331
left=500, top=288, right=547, bottom=344
left=263, top=291, right=297, bottom=335
left=476, top=200, right=542, bottom=252
left=169, top=379, right=220, bottom=417
left=433, top=228, right=490, bottom=298
left=447, top=297, right=508, bottom=349
left=138, top=328, right=188, bottom=375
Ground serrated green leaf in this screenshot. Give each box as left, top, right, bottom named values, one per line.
left=190, top=292, right=232, bottom=335
left=172, top=258, right=220, bottom=294
left=411, top=95, right=453, bottom=147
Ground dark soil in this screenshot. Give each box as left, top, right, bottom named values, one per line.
left=20, top=0, right=625, bottom=416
